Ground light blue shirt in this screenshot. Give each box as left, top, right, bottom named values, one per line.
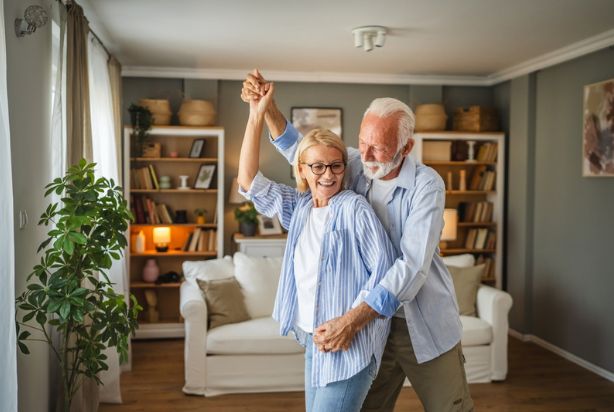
left=271, top=121, right=462, bottom=363
left=240, top=172, right=396, bottom=387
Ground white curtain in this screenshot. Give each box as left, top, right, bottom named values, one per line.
left=0, top=0, right=18, bottom=410
left=87, top=33, right=125, bottom=404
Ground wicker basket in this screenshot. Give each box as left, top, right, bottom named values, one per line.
left=453, top=106, right=498, bottom=132
left=139, top=99, right=172, bottom=125
left=178, top=99, right=216, bottom=126
left=415, top=104, right=447, bottom=131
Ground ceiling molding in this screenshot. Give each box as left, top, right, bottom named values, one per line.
left=121, top=66, right=491, bottom=86
left=486, top=28, right=614, bottom=84
left=122, top=28, right=614, bottom=87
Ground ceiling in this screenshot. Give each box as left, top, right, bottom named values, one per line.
left=81, top=0, right=614, bottom=85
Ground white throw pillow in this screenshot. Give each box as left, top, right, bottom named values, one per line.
left=233, top=252, right=283, bottom=319
left=182, top=256, right=234, bottom=282
left=441, top=253, right=475, bottom=268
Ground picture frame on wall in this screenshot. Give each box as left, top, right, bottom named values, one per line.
left=582, top=78, right=614, bottom=177
left=194, top=164, right=215, bottom=189
left=291, top=107, right=343, bottom=139
left=257, top=215, right=282, bottom=235
left=189, top=139, right=205, bottom=158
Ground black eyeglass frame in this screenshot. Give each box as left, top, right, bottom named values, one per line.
left=300, top=161, right=346, bottom=175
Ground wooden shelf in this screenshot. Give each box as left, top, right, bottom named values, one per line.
left=446, top=190, right=495, bottom=195
left=131, top=282, right=182, bottom=289
left=425, top=161, right=496, bottom=166
left=441, top=248, right=496, bottom=254
left=132, top=223, right=217, bottom=229
left=132, top=250, right=217, bottom=257
left=131, top=157, right=217, bottom=163
left=130, top=189, right=218, bottom=194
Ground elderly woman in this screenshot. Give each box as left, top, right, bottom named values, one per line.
left=237, top=83, right=396, bottom=412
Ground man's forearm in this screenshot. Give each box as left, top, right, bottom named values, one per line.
left=264, top=100, right=287, bottom=140
left=345, top=302, right=380, bottom=331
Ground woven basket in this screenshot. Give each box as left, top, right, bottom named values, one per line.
left=415, top=104, right=447, bottom=131
left=139, top=99, right=172, bottom=125
left=178, top=99, right=216, bottom=126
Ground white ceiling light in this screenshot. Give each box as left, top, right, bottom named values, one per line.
left=352, top=26, right=387, bottom=52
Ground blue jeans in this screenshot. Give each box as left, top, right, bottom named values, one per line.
left=303, top=333, right=377, bottom=412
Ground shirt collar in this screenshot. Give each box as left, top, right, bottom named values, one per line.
left=362, top=155, right=417, bottom=192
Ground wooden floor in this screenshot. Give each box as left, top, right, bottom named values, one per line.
left=99, top=337, right=614, bottom=412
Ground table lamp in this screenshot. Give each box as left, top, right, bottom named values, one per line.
left=440, top=208, right=458, bottom=250
left=153, top=227, right=171, bottom=252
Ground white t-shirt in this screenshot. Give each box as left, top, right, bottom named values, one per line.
left=369, top=177, right=406, bottom=317
left=293, top=205, right=330, bottom=332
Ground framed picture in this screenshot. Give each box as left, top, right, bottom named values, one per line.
left=189, top=139, right=205, bottom=158
left=582, top=78, right=614, bottom=177
left=257, top=215, right=282, bottom=235
left=194, top=164, right=215, bottom=189
left=291, top=107, right=343, bottom=139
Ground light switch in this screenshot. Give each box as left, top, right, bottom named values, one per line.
left=18, top=209, right=28, bottom=230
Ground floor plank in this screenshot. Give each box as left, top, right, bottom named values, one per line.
left=99, top=337, right=614, bottom=411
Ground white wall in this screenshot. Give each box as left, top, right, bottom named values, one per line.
left=4, top=0, right=54, bottom=410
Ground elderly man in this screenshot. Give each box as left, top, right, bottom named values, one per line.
left=242, top=71, right=473, bottom=412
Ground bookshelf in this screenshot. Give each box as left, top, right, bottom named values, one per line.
left=123, top=126, right=224, bottom=339
left=413, top=132, right=505, bottom=288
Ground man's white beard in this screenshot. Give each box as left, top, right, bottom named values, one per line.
left=363, top=150, right=404, bottom=180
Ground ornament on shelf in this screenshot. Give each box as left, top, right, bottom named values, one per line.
left=142, top=258, right=160, bottom=283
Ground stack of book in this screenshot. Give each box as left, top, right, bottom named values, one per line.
left=476, top=255, right=495, bottom=280
left=458, top=201, right=494, bottom=223
left=464, top=229, right=496, bottom=250
left=183, top=228, right=217, bottom=252
left=131, top=164, right=160, bottom=190
left=476, top=142, right=498, bottom=162
left=131, top=195, right=173, bottom=224
left=468, top=166, right=496, bottom=191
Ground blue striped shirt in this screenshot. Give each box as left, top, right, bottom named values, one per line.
left=240, top=172, right=396, bottom=387
left=271, top=121, right=463, bottom=364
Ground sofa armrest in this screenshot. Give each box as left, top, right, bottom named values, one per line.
left=476, top=285, right=513, bottom=381
left=180, top=280, right=209, bottom=395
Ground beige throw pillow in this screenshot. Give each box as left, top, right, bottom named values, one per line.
left=448, top=264, right=485, bottom=317
left=196, top=278, right=250, bottom=329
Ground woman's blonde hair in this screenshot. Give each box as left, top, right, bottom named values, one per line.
left=293, top=128, right=348, bottom=192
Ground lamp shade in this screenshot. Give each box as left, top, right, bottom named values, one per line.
left=153, top=227, right=171, bottom=245
left=228, top=178, right=248, bottom=204
left=441, top=209, right=458, bottom=241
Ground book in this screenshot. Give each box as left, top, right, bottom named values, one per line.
left=189, top=228, right=201, bottom=252
left=182, top=232, right=193, bottom=251
left=197, top=230, right=208, bottom=251
left=148, top=164, right=159, bottom=190
left=208, top=230, right=216, bottom=252
left=474, top=228, right=488, bottom=249
left=465, top=229, right=477, bottom=249
left=469, top=165, right=487, bottom=190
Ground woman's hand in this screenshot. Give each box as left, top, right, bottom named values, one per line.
left=249, top=82, right=274, bottom=119
left=313, top=315, right=356, bottom=352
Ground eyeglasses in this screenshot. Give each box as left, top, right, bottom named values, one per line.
left=301, top=161, right=346, bottom=175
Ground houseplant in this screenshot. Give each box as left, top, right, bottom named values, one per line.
left=194, top=208, right=207, bottom=225
left=15, top=159, right=141, bottom=411
left=234, top=201, right=258, bottom=236
left=128, top=103, right=153, bottom=156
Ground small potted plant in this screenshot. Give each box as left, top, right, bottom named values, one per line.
left=194, top=208, right=207, bottom=225
left=234, top=202, right=258, bottom=236
left=128, top=103, right=153, bottom=156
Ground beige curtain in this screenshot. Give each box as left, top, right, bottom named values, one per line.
left=64, top=3, right=98, bottom=412
left=66, top=2, right=92, bottom=165
left=107, top=56, right=123, bottom=180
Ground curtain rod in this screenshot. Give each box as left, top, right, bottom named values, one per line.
left=57, top=0, right=113, bottom=58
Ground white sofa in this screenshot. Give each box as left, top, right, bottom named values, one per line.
left=180, top=253, right=513, bottom=396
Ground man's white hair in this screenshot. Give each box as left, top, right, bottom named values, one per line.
left=364, top=98, right=416, bottom=151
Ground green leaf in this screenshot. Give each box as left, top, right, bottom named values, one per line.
left=22, top=312, right=35, bottom=322
left=63, top=238, right=74, bottom=255
left=68, top=231, right=87, bottom=245
left=18, top=342, right=30, bottom=354
left=59, top=301, right=70, bottom=319
left=19, top=331, right=31, bottom=340
left=35, top=312, right=47, bottom=325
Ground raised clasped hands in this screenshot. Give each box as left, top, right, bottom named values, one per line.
left=313, top=314, right=358, bottom=353
left=242, top=69, right=273, bottom=117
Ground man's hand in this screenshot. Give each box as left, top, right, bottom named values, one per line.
left=314, top=315, right=356, bottom=353
left=241, top=69, right=267, bottom=103
left=313, top=302, right=380, bottom=353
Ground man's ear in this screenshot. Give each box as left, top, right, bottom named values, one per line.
left=403, top=138, right=415, bottom=156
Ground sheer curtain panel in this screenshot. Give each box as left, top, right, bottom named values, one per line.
left=0, top=0, right=18, bottom=410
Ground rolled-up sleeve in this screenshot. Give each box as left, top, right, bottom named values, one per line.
left=270, top=120, right=300, bottom=162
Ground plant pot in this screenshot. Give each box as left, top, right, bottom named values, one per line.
left=239, top=221, right=257, bottom=237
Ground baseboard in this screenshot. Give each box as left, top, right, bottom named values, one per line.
left=508, top=330, right=614, bottom=382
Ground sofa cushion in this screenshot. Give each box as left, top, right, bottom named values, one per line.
left=183, top=256, right=234, bottom=282
left=197, top=278, right=250, bottom=329
left=460, top=315, right=492, bottom=346
left=207, top=317, right=304, bottom=355
left=442, top=253, right=475, bottom=268
left=233, top=252, right=282, bottom=319
left=448, top=264, right=485, bottom=316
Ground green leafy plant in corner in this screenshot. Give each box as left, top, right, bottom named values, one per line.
left=128, top=103, right=153, bottom=155
left=234, top=201, right=258, bottom=224
left=15, top=159, right=142, bottom=412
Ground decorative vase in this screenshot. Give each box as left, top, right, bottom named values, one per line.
left=142, top=258, right=160, bottom=283
left=134, top=230, right=146, bottom=253
left=239, top=221, right=257, bottom=236
left=195, top=215, right=206, bottom=225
